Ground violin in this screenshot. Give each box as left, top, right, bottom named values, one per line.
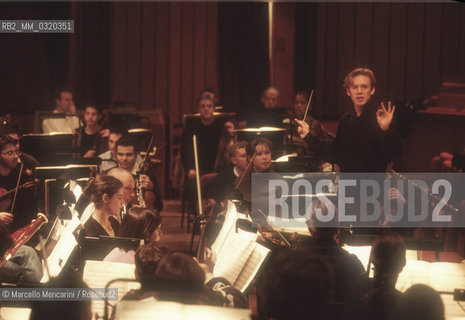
left=0, top=180, right=39, bottom=212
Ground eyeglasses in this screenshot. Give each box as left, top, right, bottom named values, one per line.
left=1, top=150, right=21, bottom=157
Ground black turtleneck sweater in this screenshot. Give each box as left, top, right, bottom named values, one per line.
left=304, top=101, right=402, bottom=172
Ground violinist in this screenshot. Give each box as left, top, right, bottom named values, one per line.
left=116, top=136, right=163, bottom=212
left=0, top=134, right=38, bottom=232
left=0, top=122, right=40, bottom=174
left=236, top=137, right=274, bottom=208
left=289, top=91, right=334, bottom=156
left=207, top=141, right=248, bottom=210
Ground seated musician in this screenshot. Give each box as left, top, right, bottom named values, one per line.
left=98, top=125, right=126, bottom=172
left=343, top=230, right=406, bottom=320
left=236, top=137, right=273, bottom=210
left=104, top=207, right=163, bottom=263
left=41, top=85, right=80, bottom=134
left=257, top=249, right=334, bottom=320
left=289, top=90, right=334, bottom=155
left=116, top=135, right=163, bottom=212
left=0, top=134, right=38, bottom=232
left=107, top=167, right=136, bottom=217
left=0, top=223, right=43, bottom=284
left=120, top=244, right=172, bottom=301
left=245, top=87, right=288, bottom=128
left=76, top=103, right=105, bottom=158
left=304, top=226, right=364, bottom=304
left=213, top=118, right=236, bottom=173
left=207, top=141, right=248, bottom=210
left=0, top=122, right=40, bottom=174
left=181, top=96, right=224, bottom=180
left=82, top=173, right=124, bottom=237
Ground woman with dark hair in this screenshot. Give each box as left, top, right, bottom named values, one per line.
left=389, top=284, right=444, bottom=320
left=343, top=230, right=406, bottom=320
left=236, top=137, right=274, bottom=213
left=104, top=207, right=163, bottom=263
left=155, top=252, right=206, bottom=304
left=119, top=207, right=162, bottom=243
left=83, top=173, right=124, bottom=237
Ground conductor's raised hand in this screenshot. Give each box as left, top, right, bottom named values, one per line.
left=294, top=118, right=310, bottom=139
left=376, top=101, right=395, bottom=131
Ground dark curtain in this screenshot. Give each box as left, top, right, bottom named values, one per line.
left=71, top=2, right=111, bottom=110
left=218, top=3, right=270, bottom=121
left=293, top=3, right=319, bottom=115
left=0, top=3, right=71, bottom=114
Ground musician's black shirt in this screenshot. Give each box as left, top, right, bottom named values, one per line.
left=83, top=215, right=120, bottom=237
left=181, top=117, right=224, bottom=175
left=0, top=167, right=37, bottom=232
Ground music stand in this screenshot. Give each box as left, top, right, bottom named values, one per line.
left=22, top=133, right=78, bottom=165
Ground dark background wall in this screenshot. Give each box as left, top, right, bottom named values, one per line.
left=2, top=2, right=465, bottom=121
left=304, top=2, right=465, bottom=118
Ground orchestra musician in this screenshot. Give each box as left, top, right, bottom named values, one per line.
left=107, top=167, right=136, bottom=214
left=0, top=122, right=40, bottom=174
left=246, top=87, right=287, bottom=128
left=289, top=90, right=333, bottom=156
left=181, top=96, right=224, bottom=180
left=295, top=68, right=402, bottom=172
left=75, top=103, right=105, bottom=158
left=0, top=221, right=43, bottom=284
left=103, top=207, right=163, bottom=263
left=236, top=137, right=273, bottom=212
left=0, top=134, right=38, bottom=232
left=82, top=173, right=124, bottom=237
left=115, top=135, right=163, bottom=212
left=98, top=125, right=126, bottom=172
left=207, top=141, right=248, bottom=210
left=41, top=85, right=80, bottom=134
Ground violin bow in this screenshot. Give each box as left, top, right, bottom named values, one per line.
left=303, top=89, right=314, bottom=121
left=235, top=151, right=257, bottom=190
left=10, top=159, right=24, bottom=213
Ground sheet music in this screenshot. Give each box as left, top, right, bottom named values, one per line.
left=83, top=260, right=140, bottom=318
left=342, top=245, right=372, bottom=271
left=70, top=180, right=83, bottom=211
left=0, top=307, right=31, bottom=320
left=41, top=214, right=82, bottom=282
left=343, top=245, right=419, bottom=273
left=114, top=300, right=251, bottom=320
left=211, top=201, right=238, bottom=263
left=235, top=243, right=270, bottom=292
left=213, top=231, right=256, bottom=285
left=80, top=202, right=95, bottom=225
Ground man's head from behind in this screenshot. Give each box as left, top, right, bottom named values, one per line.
left=343, top=68, right=376, bottom=110
left=116, top=135, right=138, bottom=172
left=134, top=244, right=171, bottom=284
left=54, top=85, right=74, bottom=113
left=261, top=87, right=279, bottom=109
